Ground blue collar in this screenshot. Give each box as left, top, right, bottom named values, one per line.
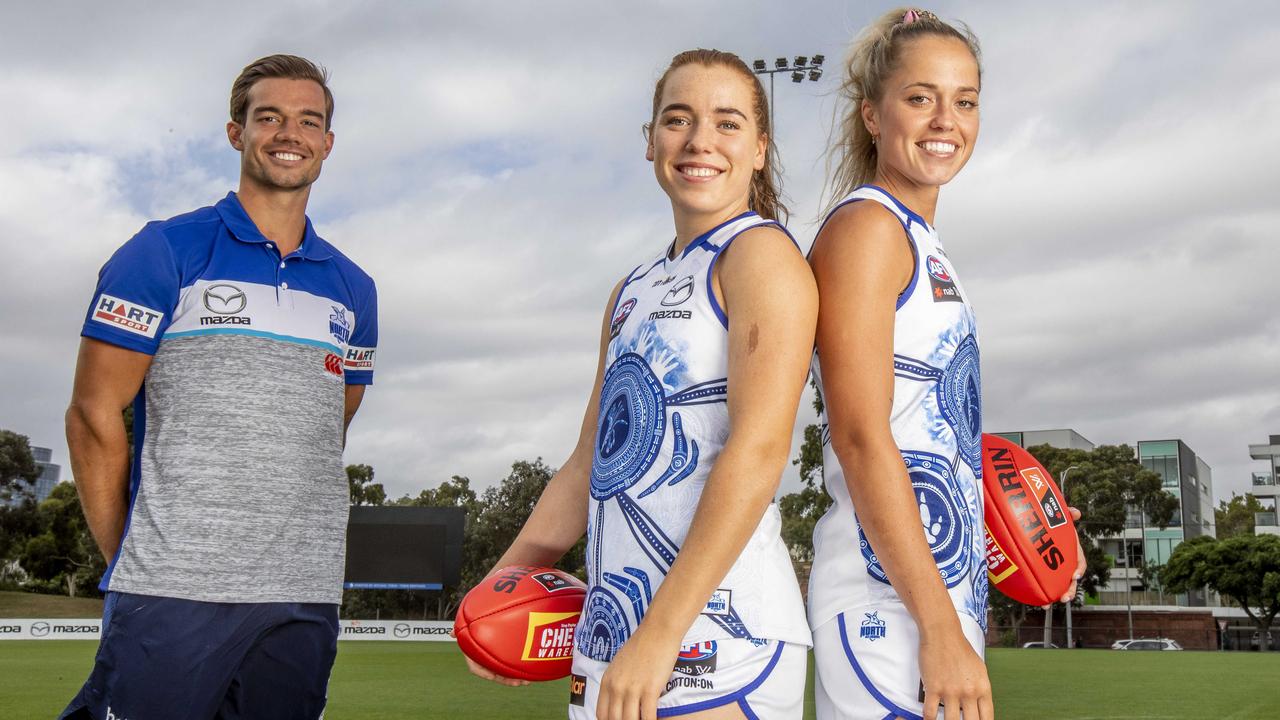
left=671, top=210, right=760, bottom=259
left=860, top=184, right=933, bottom=233
left=214, top=192, right=334, bottom=261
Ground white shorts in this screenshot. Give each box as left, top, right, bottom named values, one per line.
left=812, top=603, right=984, bottom=720
left=567, top=638, right=806, bottom=719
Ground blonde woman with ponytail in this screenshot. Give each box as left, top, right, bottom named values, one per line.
left=465, top=49, right=815, bottom=720
left=808, top=8, right=1010, bottom=720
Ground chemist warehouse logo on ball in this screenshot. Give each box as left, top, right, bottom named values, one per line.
left=521, top=612, right=577, bottom=662
left=91, top=294, right=163, bottom=338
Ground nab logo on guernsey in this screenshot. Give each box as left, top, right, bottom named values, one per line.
left=860, top=611, right=886, bottom=641
left=926, top=255, right=962, bottom=303
left=106, top=707, right=131, bottom=720
left=92, top=294, right=163, bottom=339
left=521, top=612, right=577, bottom=662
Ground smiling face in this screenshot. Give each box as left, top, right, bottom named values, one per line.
left=863, top=35, right=980, bottom=191
left=227, top=77, right=334, bottom=195
left=647, top=63, right=766, bottom=228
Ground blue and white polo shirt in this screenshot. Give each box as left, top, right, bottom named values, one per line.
left=81, top=192, right=377, bottom=604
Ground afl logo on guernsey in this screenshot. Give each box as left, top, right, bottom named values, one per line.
left=858, top=449, right=973, bottom=588
left=610, top=298, right=637, bottom=339
left=926, top=256, right=951, bottom=282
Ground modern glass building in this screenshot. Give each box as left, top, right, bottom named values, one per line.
left=992, top=428, right=1095, bottom=452
left=993, top=429, right=1214, bottom=606
left=4, top=445, right=61, bottom=507
left=1107, top=439, right=1214, bottom=606
left=1249, top=435, right=1280, bottom=536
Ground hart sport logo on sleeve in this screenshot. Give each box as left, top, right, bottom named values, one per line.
left=344, top=346, right=375, bottom=372
left=92, top=294, right=164, bottom=338
left=521, top=612, right=578, bottom=662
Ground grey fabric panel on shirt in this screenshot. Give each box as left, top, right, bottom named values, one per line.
left=109, top=334, right=349, bottom=604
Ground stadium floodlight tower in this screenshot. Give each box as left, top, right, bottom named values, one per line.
left=751, top=53, right=824, bottom=130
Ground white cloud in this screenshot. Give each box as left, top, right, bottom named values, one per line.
left=1, top=0, right=1275, bottom=511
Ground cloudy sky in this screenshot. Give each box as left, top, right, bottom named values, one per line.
left=2, top=1, right=1276, bottom=507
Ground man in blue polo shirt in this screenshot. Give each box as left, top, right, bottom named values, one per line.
left=62, top=54, right=376, bottom=720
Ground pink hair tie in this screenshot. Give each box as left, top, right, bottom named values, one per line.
left=902, top=9, right=920, bottom=23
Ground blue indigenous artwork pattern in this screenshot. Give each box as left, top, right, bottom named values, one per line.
left=580, top=322, right=754, bottom=660
left=934, top=332, right=982, bottom=476
left=578, top=587, right=631, bottom=661
left=591, top=353, right=667, bottom=500
left=856, top=450, right=973, bottom=589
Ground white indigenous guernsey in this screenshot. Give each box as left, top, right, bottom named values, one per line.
left=809, top=186, right=986, bottom=720
left=570, top=212, right=811, bottom=719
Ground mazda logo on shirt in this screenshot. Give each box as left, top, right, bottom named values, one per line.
left=661, top=276, right=695, bottom=307
left=203, top=284, right=247, bottom=315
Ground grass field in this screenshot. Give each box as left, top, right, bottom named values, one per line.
left=1, top=640, right=1276, bottom=719
left=0, top=590, right=103, bottom=618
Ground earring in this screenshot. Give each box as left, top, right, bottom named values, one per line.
left=871, top=135, right=877, bottom=145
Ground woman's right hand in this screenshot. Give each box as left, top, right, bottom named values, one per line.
left=464, top=655, right=530, bottom=687
left=918, top=629, right=993, bottom=720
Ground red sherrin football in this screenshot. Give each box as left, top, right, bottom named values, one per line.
left=454, top=566, right=586, bottom=681
left=981, top=434, right=1079, bottom=606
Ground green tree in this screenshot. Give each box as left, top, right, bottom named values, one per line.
left=340, top=463, right=585, bottom=621
left=347, top=463, right=385, bottom=506
left=18, top=482, right=105, bottom=597
left=1163, top=534, right=1280, bottom=650
left=779, top=382, right=830, bottom=561
left=1216, top=494, right=1266, bottom=539
left=395, top=475, right=479, bottom=513
left=464, top=459, right=586, bottom=596
left=0, top=430, right=40, bottom=502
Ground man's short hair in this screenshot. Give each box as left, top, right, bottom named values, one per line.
left=230, top=54, right=334, bottom=131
